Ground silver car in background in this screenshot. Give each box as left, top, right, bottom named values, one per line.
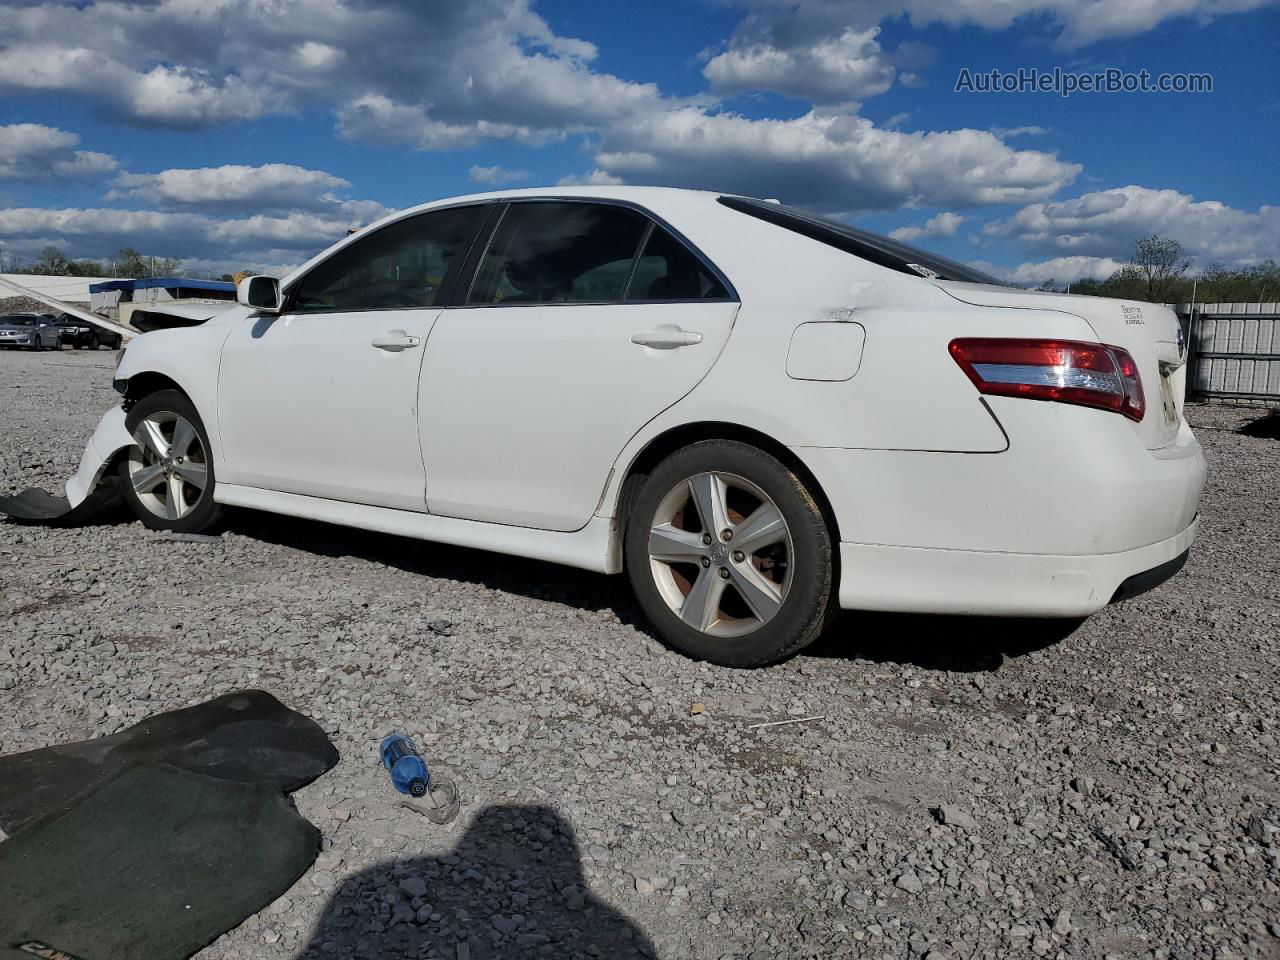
left=0, top=314, right=61, bottom=350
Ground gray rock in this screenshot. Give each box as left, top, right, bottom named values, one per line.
left=398, top=876, right=428, bottom=899
left=936, top=804, right=978, bottom=831
left=1052, top=908, right=1072, bottom=936
left=895, top=872, right=924, bottom=894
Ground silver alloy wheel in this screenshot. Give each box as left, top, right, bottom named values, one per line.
left=647, top=471, right=793, bottom=638
left=126, top=412, right=208, bottom=520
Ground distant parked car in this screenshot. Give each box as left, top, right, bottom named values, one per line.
left=54, top=314, right=123, bottom=350
left=0, top=313, right=61, bottom=350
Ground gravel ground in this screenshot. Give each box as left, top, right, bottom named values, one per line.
left=2, top=348, right=1278, bottom=960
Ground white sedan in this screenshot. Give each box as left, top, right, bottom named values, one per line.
left=68, top=187, right=1206, bottom=666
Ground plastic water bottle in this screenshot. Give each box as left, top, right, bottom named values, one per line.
left=380, top=731, right=429, bottom=797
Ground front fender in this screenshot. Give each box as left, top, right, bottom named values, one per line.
left=114, top=322, right=234, bottom=470
left=66, top=404, right=135, bottom=507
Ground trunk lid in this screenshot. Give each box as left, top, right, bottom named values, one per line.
left=936, top=282, right=1187, bottom=449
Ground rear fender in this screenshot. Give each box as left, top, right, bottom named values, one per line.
left=66, top=404, right=135, bottom=507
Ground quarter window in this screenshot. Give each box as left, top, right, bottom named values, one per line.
left=626, top=226, right=728, bottom=301
left=290, top=205, right=486, bottom=312
left=468, top=202, right=649, bottom=305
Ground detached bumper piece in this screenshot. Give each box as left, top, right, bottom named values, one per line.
left=0, top=478, right=123, bottom=526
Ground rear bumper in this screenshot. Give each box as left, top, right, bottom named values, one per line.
left=837, top=515, right=1199, bottom=617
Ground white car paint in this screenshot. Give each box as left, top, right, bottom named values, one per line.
left=75, top=185, right=1206, bottom=618
left=218, top=308, right=440, bottom=511
left=419, top=300, right=739, bottom=531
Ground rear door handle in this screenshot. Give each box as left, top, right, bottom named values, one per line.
left=631, top=328, right=703, bottom=349
left=372, top=333, right=421, bottom=352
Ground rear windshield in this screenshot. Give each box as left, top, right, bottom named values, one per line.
left=717, top=196, right=1007, bottom=286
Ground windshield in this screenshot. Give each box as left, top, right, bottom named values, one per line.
left=717, top=196, right=1007, bottom=286
left=1, top=316, right=37, bottom=326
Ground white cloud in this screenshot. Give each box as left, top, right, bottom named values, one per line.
left=336, top=95, right=541, bottom=151
left=556, top=170, right=625, bottom=187
left=0, top=205, right=370, bottom=270
left=890, top=211, right=964, bottom=241
left=2, top=0, right=1265, bottom=279
left=107, top=164, right=354, bottom=213
left=705, top=27, right=896, bottom=103
left=695, top=0, right=1268, bottom=107
left=990, top=125, right=1051, bottom=138
left=977, top=255, right=1129, bottom=286
left=467, top=164, right=532, bottom=185
left=0, top=123, right=117, bottom=182
left=0, top=44, right=272, bottom=129
left=587, top=108, right=1080, bottom=213
left=986, top=185, right=1280, bottom=266
left=907, top=0, right=1280, bottom=47
left=718, top=0, right=1276, bottom=57
left=0, top=0, right=658, bottom=136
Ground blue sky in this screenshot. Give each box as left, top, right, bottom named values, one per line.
left=0, top=0, right=1276, bottom=283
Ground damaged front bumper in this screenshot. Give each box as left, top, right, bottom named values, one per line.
left=66, top=404, right=136, bottom=508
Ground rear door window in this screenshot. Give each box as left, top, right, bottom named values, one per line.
left=467, top=201, right=649, bottom=305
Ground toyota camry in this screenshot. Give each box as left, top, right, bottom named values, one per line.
left=64, top=186, right=1206, bottom=666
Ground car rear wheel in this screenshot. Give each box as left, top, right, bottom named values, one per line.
left=118, top=390, right=222, bottom=534
left=625, top=440, right=835, bottom=667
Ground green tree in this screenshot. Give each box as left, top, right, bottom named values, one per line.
left=1128, top=235, right=1191, bottom=302
left=113, top=247, right=149, bottom=277
left=36, top=245, right=71, bottom=275
left=1245, top=260, right=1280, bottom=303
left=1196, top=263, right=1238, bottom=303
left=67, top=259, right=106, bottom=277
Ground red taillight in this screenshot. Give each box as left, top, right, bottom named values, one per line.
left=949, top=338, right=1145, bottom=422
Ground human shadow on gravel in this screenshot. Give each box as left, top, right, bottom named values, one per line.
left=803, top=611, right=1083, bottom=672
left=295, top=804, right=657, bottom=960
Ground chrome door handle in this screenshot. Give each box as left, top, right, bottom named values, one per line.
left=631, top=329, right=703, bottom=349
left=372, top=333, right=421, bottom=352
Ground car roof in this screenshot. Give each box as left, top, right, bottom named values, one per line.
left=422, top=184, right=729, bottom=204
left=385, top=184, right=743, bottom=223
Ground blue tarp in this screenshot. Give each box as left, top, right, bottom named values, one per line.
left=88, top=277, right=236, bottom=294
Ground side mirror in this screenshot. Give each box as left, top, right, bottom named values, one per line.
left=237, top=275, right=283, bottom=313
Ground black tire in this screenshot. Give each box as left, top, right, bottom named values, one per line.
left=624, top=440, right=835, bottom=667
left=118, top=389, right=222, bottom=534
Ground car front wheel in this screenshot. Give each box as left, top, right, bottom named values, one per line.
left=625, top=440, right=835, bottom=667
left=118, top=389, right=222, bottom=534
